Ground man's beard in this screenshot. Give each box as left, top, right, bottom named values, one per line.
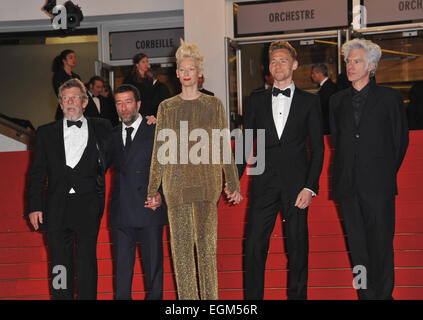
left=63, top=104, right=82, bottom=121
left=122, top=112, right=137, bottom=126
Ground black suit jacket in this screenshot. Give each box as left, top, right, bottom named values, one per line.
left=407, top=81, right=423, bottom=130
left=27, top=117, right=112, bottom=231
left=329, top=81, right=409, bottom=200
left=106, top=120, right=168, bottom=228
left=318, top=78, right=338, bottom=134
left=84, top=94, right=120, bottom=127
left=238, top=87, right=324, bottom=197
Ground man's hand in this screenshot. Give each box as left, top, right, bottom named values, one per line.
left=224, top=184, right=243, bottom=205
left=145, top=115, right=157, bottom=125
left=145, top=192, right=162, bottom=211
left=294, top=189, right=313, bottom=209
left=29, top=211, right=43, bottom=230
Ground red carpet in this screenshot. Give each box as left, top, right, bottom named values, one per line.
left=0, top=132, right=422, bottom=299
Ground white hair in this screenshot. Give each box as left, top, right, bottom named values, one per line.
left=342, top=38, right=382, bottom=76
left=175, top=39, right=204, bottom=71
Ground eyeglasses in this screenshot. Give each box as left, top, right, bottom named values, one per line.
left=62, top=95, right=82, bottom=103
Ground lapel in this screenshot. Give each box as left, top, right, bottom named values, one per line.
left=87, top=117, right=104, bottom=164
left=115, top=124, right=125, bottom=155
left=357, top=81, right=377, bottom=131
left=121, top=119, right=149, bottom=163
left=263, top=89, right=280, bottom=144
left=318, top=82, right=325, bottom=94
left=341, top=88, right=356, bottom=132
left=55, top=119, right=66, bottom=167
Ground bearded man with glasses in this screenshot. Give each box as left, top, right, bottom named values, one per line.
left=27, top=78, right=112, bottom=299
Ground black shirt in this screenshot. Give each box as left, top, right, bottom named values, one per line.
left=351, top=80, right=371, bottom=127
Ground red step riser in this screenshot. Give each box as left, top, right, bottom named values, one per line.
left=3, top=250, right=423, bottom=282
left=6, top=287, right=423, bottom=300
left=1, top=132, right=423, bottom=300
left=2, top=268, right=422, bottom=299
left=2, top=233, right=422, bottom=265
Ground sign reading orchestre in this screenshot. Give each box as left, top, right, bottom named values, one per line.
left=235, top=0, right=348, bottom=36
left=363, top=0, right=423, bottom=25
left=110, top=28, right=184, bottom=60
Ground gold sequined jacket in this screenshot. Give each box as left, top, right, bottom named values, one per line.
left=147, top=94, right=240, bottom=207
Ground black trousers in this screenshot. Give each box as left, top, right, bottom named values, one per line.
left=112, top=225, right=164, bottom=300
left=338, top=193, right=395, bottom=300
left=46, top=193, right=100, bottom=300
left=244, top=181, right=309, bottom=300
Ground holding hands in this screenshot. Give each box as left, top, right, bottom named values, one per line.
left=224, top=184, right=243, bottom=205
left=145, top=192, right=162, bottom=211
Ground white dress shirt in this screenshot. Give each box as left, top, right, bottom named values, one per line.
left=122, top=113, right=143, bottom=146
left=272, top=82, right=295, bottom=139
left=89, top=91, right=101, bottom=114
left=271, top=82, right=316, bottom=197
left=63, top=115, right=88, bottom=193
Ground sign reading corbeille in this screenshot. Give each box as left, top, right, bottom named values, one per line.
left=110, top=28, right=184, bottom=61
left=363, top=0, right=423, bottom=25
left=235, top=0, right=349, bottom=37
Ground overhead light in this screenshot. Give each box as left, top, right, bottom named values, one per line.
left=42, top=0, right=84, bottom=31
left=45, top=35, right=98, bottom=45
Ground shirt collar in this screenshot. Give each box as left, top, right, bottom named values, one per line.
left=352, top=80, right=371, bottom=96
left=63, top=115, right=86, bottom=123
left=122, top=113, right=143, bottom=132
left=320, top=77, right=329, bottom=87
left=272, top=82, right=295, bottom=97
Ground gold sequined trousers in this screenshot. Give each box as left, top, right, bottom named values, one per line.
left=167, top=201, right=218, bottom=300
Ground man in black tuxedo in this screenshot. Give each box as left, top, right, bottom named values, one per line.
left=198, top=75, right=214, bottom=96
left=28, top=79, right=112, bottom=299
left=311, top=63, right=338, bottom=134
left=329, top=39, right=409, bottom=299
left=407, top=81, right=423, bottom=130
left=106, top=84, right=168, bottom=300
left=238, top=40, right=324, bottom=300
left=85, top=76, right=120, bottom=127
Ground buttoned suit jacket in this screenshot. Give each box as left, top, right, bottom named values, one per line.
left=106, top=120, right=168, bottom=228
left=329, top=81, right=409, bottom=200
left=238, top=87, right=325, bottom=198
left=27, top=117, right=112, bottom=231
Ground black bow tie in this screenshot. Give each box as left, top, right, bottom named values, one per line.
left=272, top=87, right=291, bottom=97
left=67, top=120, right=82, bottom=128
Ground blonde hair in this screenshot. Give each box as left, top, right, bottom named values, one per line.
left=269, top=40, right=297, bottom=61
left=175, top=39, right=204, bottom=71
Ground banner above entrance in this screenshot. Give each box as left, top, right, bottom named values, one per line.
left=234, top=0, right=350, bottom=37
left=363, top=0, right=423, bottom=26
left=110, top=28, right=184, bottom=61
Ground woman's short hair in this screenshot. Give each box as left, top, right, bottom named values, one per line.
left=58, top=78, right=88, bottom=103
left=342, top=38, right=382, bottom=76
left=175, top=39, right=204, bottom=71
left=268, top=40, right=297, bottom=61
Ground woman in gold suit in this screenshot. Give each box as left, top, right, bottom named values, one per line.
left=147, top=41, right=243, bottom=300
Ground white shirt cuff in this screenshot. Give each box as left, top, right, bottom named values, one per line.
left=304, top=188, right=316, bottom=197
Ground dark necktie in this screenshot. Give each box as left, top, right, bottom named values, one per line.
left=125, top=127, right=134, bottom=154
left=67, top=120, right=82, bottom=128
left=272, top=87, right=291, bottom=97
